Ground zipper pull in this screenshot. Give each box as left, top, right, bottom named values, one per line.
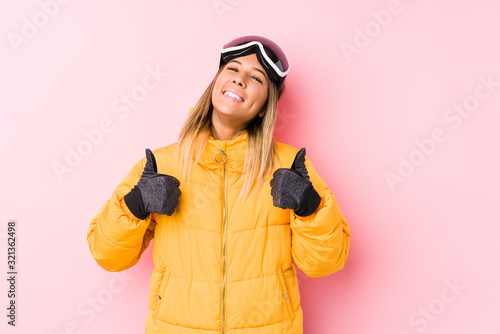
left=215, top=150, right=227, bottom=164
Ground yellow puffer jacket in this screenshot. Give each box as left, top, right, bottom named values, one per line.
left=87, top=131, right=350, bottom=334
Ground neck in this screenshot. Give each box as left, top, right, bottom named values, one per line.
left=211, top=125, right=245, bottom=141
left=211, top=114, right=246, bottom=141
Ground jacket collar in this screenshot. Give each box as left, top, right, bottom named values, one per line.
left=197, top=130, right=248, bottom=174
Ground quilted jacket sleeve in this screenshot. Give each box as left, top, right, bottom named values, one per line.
left=87, top=157, right=156, bottom=272
left=290, top=156, right=351, bottom=278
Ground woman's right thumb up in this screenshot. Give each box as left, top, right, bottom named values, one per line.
left=137, top=148, right=181, bottom=216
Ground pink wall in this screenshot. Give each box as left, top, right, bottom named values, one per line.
left=2, top=0, right=499, bottom=333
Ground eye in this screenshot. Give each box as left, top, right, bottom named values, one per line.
left=251, top=75, right=263, bottom=84
left=227, top=67, right=238, bottom=72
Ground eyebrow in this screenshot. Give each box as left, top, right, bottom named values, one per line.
left=228, top=60, right=267, bottom=79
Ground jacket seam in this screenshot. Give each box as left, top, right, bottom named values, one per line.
left=229, top=222, right=289, bottom=235
left=95, top=225, right=143, bottom=250
left=169, top=275, right=214, bottom=284
left=154, top=318, right=219, bottom=331
left=227, top=271, right=279, bottom=284
left=169, top=271, right=281, bottom=284
left=232, top=317, right=289, bottom=330
left=176, top=225, right=222, bottom=235
left=156, top=315, right=287, bottom=331
left=182, top=179, right=220, bottom=190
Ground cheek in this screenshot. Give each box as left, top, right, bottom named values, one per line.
left=213, top=73, right=225, bottom=92
left=255, top=87, right=268, bottom=108
left=211, top=86, right=218, bottom=101
left=212, top=80, right=223, bottom=103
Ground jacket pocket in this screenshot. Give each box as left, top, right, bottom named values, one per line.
left=149, top=266, right=172, bottom=321
left=277, top=266, right=295, bottom=322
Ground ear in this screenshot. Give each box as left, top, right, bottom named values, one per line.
left=259, top=111, right=265, bottom=118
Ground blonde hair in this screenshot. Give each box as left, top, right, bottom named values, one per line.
left=176, top=64, right=284, bottom=202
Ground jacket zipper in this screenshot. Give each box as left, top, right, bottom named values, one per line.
left=216, top=149, right=228, bottom=334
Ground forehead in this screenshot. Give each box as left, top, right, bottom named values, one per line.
left=226, top=54, right=268, bottom=78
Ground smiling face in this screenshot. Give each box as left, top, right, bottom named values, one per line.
left=211, top=53, right=269, bottom=137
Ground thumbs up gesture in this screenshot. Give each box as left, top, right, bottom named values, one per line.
left=270, top=148, right=321, bottom=217
left=124, top=149, right=181, bottom=218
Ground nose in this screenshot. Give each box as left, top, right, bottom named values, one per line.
left=232, top=73, right=246, bottom=87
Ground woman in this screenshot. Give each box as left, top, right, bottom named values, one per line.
left=87, top=35, right=351, bottom=334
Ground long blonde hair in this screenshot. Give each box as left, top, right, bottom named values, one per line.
left=176, top=64, right=284, bottom=202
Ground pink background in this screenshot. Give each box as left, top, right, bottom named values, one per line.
left=1, top=0, right=499, bottom=333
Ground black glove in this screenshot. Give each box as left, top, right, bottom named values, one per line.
left=124, top=149, right=181, bottom=219
left=270, top=147, right=321, bottom=217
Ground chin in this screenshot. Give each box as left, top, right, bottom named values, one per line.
left=213, top=100, right=241, bottom=115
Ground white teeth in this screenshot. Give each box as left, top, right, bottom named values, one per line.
left=224, top=91, right=243, bottom=102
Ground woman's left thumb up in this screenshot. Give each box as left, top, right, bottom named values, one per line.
left=290, top=147, right=309, bottom=181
